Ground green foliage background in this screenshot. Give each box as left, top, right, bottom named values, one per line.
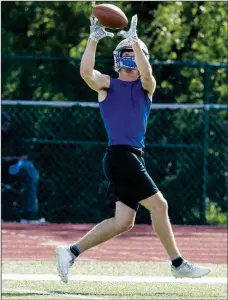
left=2, top=1, right=228, bottom=103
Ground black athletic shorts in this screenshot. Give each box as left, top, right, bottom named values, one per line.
left=103, top=145, right=159, bottom=211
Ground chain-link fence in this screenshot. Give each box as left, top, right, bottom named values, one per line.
left=2, top=101, right=227, bottom=225
left=2, top=55, right=228, bottom=105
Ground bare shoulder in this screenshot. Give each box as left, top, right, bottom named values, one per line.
left=81, top=70, right=110, bottom=92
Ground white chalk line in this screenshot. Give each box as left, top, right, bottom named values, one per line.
left=2, top=274, right=227, bottom=284
left=2, top=288, right=104, bottom=299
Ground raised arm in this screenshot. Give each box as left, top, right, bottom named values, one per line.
left=80, top=17, right=114, bottom=92
left=132, top=41, right=156, bottom=97
left=119, top=15, right=156, bottom=98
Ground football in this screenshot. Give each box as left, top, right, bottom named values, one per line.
left=93, top=4, right=128, bottom=29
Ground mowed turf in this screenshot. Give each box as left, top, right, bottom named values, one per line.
left=2, top=261, right=227, bottom=300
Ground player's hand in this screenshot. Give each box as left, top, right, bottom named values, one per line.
left=89, top=17, right=114, bottom=42
left=118, top=14, right=138, bottom=44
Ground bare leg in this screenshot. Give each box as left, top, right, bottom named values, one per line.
left=75, top=201, right=136, bottom=253
left=56, top=201, right=136, bottom=283
left=140, top=192, right=181, bottom=260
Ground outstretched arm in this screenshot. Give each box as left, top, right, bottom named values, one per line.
left=119, top=15, right=156, bottom=98
left=132, top=41, right=156, bottom=97
left=80, top=18, right=114, bottom=92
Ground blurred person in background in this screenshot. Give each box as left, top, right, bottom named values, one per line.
left=56, top=15, right=211, bottom=282
left=1, top=112, right=46, bottom=224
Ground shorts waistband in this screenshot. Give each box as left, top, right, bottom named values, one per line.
left=106, top=145, right=144, bottom=157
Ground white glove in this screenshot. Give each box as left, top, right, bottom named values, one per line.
left=89, top=17, right=114, bottom=42
left=118, top=15, right=138, bottom=45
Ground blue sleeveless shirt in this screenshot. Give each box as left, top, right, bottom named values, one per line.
left=99, top=78, right=152, bottom=148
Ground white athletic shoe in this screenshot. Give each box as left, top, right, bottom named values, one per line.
left=171, top=260, right=211, bottom=278
left=56, top=246, right=75, bottom=283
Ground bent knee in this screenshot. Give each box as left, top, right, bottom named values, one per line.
left=114, top=218, right=134, bottom=233
left=155, top=197, right=168, bottom=213
left=140, top=192, right=168, bottom=213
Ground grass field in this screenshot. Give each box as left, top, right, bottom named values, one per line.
left=2, top=261, right=227, bottom=300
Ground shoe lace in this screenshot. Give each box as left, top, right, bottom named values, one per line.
left=185, top=261, right=194, bottom=270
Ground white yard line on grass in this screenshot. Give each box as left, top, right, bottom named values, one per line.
left=2, top=288, right=104, bottom=299
left=2, top=274, right=227, bottom=284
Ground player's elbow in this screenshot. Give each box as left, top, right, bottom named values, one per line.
left=80, top=67, right=90, bottom=79
left=80, top=62, right=94, bottom=79
left=151, top=75, right=156, bottom=87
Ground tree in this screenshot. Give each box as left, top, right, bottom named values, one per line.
left=2, top=1, right=227, bottom=102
